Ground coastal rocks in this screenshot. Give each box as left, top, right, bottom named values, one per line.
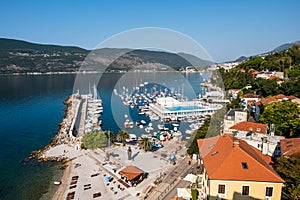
left=29, top=95, right=79, bottom=162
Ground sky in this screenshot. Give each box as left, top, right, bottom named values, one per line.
left=0, top=0, right=300, bottom=62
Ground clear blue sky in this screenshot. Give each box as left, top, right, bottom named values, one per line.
left=0, top=0, right=299, bottom=62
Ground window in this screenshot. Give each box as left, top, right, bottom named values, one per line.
left=241, top=162, right=248, bottom=169
left=265, top=187, right=273, bottom=197
left=218, top=184, right=225, bottom=194
left=242, top=186, right=249, bottom=195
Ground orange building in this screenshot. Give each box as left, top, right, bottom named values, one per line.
left=197, top=135, right=284, bottom=200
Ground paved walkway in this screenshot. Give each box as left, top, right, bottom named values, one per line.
left=146, top=156, right=197, bottom=200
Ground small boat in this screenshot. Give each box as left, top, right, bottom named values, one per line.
left=54, top=181, right=61, bottom=185
left=173, top=131, right=182, bottom=137
left=185, top=129, right=194, bottom=135
left=145, top=126, right=154, bottom=133
left=138, top=112, right=145, bottom=115
left=157, top=124, right=164, bottom=130
left=124, top=120, right=134, bottom=129
left=141, top=120, right=146, bottom=125
left=172, top=123, right=179, bottom=127
left=139, top=124, right=144, bottom=129
left=152, top=142, right=163, bottom=148
left=126, top=134, right=137, bottom=142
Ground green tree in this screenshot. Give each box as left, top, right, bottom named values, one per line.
left=117, top=130, right=129, bottom=145
left=279, top=77, right=300, bottom=98
left=259, top=101, right=300, bottom=137
left=227, top=96, right=242, bottom=110
left=275, top=156, right=300, bottom=200
left=187, top=117, right=211, bottom=155
left=252, top=78, right=278, bottom=97
left=138, top=137, right=152, bottom=152
left=81, top=131, right=110, bottom=149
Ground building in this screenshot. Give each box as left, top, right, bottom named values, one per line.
left=229, top=89, right=241, bottom=100
left=223, top=109, right=247, bottom=134
left=149, top=97, right=223, bottom=121
left=229, top=121, right=284, bottom=157
left=280, top=138, right=300, bottom=157
left=119, top=165, right=144, bottom=186
left=241, top=94, right=261, bottom=110
left=197, top=135, right=284, bottom=200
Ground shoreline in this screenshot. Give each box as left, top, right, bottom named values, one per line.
left=51, top=161, right=73, bottom=200
left=29, top=94, right=78, bottom=162
left=0, top=67, right=214, bottom=76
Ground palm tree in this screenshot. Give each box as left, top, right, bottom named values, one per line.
left=117, top=130, right=129, bottom=145
left=138, top=137, right=152, bottom=152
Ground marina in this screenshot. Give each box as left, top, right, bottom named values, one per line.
left=112, top=80, right=225, bottom=142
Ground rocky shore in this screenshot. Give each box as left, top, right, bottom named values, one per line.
left=29, top=94, right=80, bottom=162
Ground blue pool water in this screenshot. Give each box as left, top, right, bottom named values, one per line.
left=166, top=105, right=202, bottom=111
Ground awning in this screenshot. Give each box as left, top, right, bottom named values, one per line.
left=183, top=174, right=197, bottom=183
left=177, top=188, right=192, bottom=199
left=119, top=165, right=143, bottom=181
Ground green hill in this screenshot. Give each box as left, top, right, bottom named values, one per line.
left=0, top=38, right=213, bottom=74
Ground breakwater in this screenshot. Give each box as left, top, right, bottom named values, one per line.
left=29, top=94, right=80, bottom=162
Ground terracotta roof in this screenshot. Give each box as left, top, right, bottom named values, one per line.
left=260, top=97, right=279, bottom=105
left=288, top=95, right=297, bottom=100
left=119, top=165, right=143, bottom=181
left=197, top=135, right=284, bottom=183
left=280, top=138, right=300, bottom=157
left=269, top=75, right=278, bottom=80
left=230, top=121, right=268, bottom=134
left=242, top=93, right=260, bottom=98
left=171, top=197, right=182, bottom=200
left=247, top=100, right=262, bottom=106
left=274, top=94, right=286, bottom=99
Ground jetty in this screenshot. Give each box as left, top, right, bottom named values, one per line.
left=30, top=85, right=103, bottom=161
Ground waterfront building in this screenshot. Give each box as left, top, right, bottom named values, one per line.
left=197, top=135, right=284, bottom=200
left=149, top=97, right=223, bottom=121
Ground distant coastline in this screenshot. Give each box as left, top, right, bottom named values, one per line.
left=0, top=67, right=215, bottom=76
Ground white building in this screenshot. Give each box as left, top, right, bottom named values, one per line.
left=223, top=109, right=247, bottom=133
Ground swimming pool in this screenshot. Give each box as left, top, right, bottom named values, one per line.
left=166, top=105, right=203, bottom=111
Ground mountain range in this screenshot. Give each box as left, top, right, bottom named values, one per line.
left=0, top=38, right=213, bottom=74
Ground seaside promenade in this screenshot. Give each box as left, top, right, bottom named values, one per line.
left=146, top=156, right=197, bottom=200
left=45, top=139, right=190, bottom=200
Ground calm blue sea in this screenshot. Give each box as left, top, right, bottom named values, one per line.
left=0, top=72, right=206, bottom=200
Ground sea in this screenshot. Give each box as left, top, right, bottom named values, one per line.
left=0, top=72, right=207, bottom=200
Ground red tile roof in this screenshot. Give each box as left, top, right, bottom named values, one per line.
left=230, top=121, right=268, bottom=134
left=119, top=165, right=143, bottom=181
left=280, top=138, right=300, bottom=157
left=274, top=94, right=286, bottom=99
left=231, top=89, right=241, bottom=92
left=288, top=95, right=297, bottom=100
left=197, top=135, right=284, bottom=183
left=260, top=97, right=279, bottom=105
left=242, top=93, right=260, bottom=98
